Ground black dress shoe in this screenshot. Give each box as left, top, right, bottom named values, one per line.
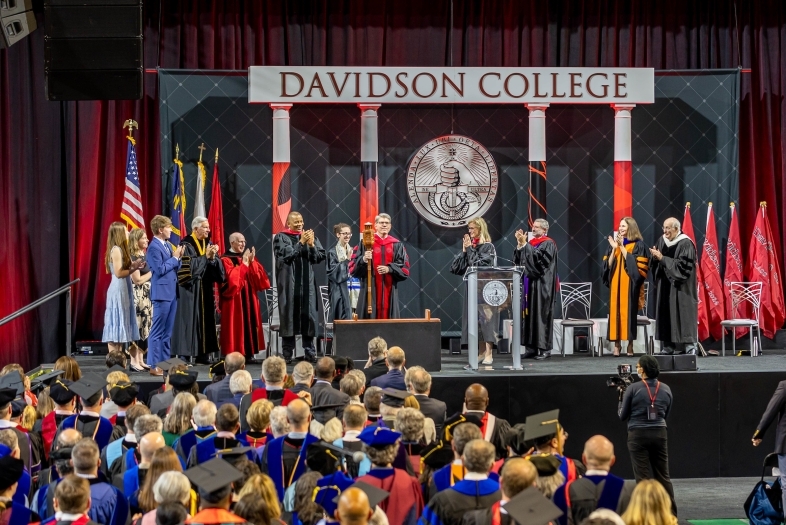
left=285, top=357, right=293, bottom=365
left=535, top=352, right=551, bottom=360
left=657, top=350, right=674, bottom=355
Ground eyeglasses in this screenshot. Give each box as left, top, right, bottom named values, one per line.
left=339, top=232, right=352, bottom=236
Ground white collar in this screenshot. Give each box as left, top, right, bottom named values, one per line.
left=216, top=431, right=236, bottom=439
left=55, top=512, right=89, bottom=521
left=55, top=409, right=75, bottom=416
left=80, top=410, right=101, bottom=417
left=464, top=473, right=488, bottom=481
left=316, top=380, right=332, bottom=385
left=452, top=459, right=463, bottom=466
left=75, top=473, right=97, bottom=479
left=663, top=233, right=690, bottom=248
left=0, top=420, right=16, bottom=428
left=156, top=237, right=169, bottom=246
left=584, top=469, right=610, bottom=476
left=266, top=385, right=283, bottom=390
left=344, top=430, right=362, bottom=440
left=124, top=434, right=137, bottom=443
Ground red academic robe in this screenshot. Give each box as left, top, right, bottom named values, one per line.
left=357, top=468, right=423, bottom=525
left=349, top=234, right=410, bottom=319
left=219, top=253, right=271, bottom=356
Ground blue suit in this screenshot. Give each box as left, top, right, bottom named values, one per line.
left=370, top=369, right=406, bottom=390
left=147, top=237, right=181, bottom=367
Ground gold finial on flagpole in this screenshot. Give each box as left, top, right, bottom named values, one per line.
left=730, top=202, right=735, bottom=208
left=215, top=147, right=219, bottom=162
left=198, top=143, right=206, bottom=163
left=123, top=119, right=138, bottom=144
left=708, top=201, right=713, bottom=207
left=761, top=201, right=767, bottom=207
left=175, top=144, right=180, bottom=160
left=686, top=202, right=691, bottom=208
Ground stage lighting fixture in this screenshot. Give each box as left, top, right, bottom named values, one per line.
left=0, top=0, right=37, bottom=49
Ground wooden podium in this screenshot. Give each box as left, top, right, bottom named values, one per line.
left=333, top=311, right=441, bottom=371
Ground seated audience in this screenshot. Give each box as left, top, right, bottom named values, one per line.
left=340, top=375, right=363, bottom=405
left=237, top=474, right=283, bottom=525
left=333, top=404, right=371, bottom=478
left=240, top=357, right=299, bottom=432
left=462, top=457, right=538, bottom=525
left=173, top=399, right=217, bottom=461
left=269, top=406, right=290, bottom=439
left=291, top=362, right=314, bottom=395
left=230, top=370, right=254, bottom=408
left=428, top=422, right=483, bottom=499
left=405, top=367, right=447, bottom=437
left=363, top=387, right=383, bottom=424
left=71, top=438, right=128, bottom=525
left=101, top=403, right=149, bottom=479
left=246, top=399, right=275, bottom=449
left=137, top=470, right=192, bottom=525
left=136, top=446, right=184, bottom=515
left=204, top=352, right=246, bottom=406
left=188, top=404, right=247, bottom=467
left=53, top=475, right=100, bottom=525
left=311, top=358, right=350, bottom=425
left=162, top=392, right=197, bottom=446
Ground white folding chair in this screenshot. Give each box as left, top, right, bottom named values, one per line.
left=318, top=285, right=333, bottom=356
left=720, top=282, right=763, bottom=357
left=559, top=282, right=596, bottom=357
left=264, top=288, right=281, bottom=358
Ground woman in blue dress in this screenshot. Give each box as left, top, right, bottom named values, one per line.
left=102, top=221, right=145, bottom=359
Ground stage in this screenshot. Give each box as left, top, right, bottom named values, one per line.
left=68, top=346, right=786, bottom=480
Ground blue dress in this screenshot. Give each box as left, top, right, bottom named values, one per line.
left=102, top=247, right=140, bottom=343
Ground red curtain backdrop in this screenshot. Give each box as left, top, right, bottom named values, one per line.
left=0, top=0, right=784, bottom=369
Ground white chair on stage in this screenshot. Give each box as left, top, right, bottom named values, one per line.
left=264, top=288, right=281, bottom=358
left=720, top=282, right=763, bottom=357
left=318, top=285, right=333, bottom=356
left=637, top=281, right=655, bottom=355
left=558, top=282, right=596, bottom=357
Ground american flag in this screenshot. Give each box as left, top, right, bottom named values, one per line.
left=120, top=138, right=144, bottom=229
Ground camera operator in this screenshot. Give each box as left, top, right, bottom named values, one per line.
left=617, top=355, right=676, bottom=515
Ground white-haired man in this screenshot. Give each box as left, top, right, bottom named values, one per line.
left=514, top=218, right=558, bottom=360
left=172, top=215, right=226, bottom=364
left=349, top=213, right=410, bottom=319
left=219, top=231, right=271, bottom=360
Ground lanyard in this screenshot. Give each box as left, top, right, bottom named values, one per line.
left=642, top=380, right=660, bottom=407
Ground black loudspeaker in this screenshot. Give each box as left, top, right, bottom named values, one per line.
left=449, top=338, right=461, bottom=355
left=0, top=0, right=37, bottom=49
left=44, top=0, right=143, bottom=100
left=653, top=354, right=674, bottom=371
left=673, top=354, right=697, bottom=371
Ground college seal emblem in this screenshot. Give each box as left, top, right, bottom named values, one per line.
left=406, top=135, right=498, bottom=227
left=482, top=281, right=508, bottom=307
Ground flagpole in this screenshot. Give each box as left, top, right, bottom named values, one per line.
left=120, top=119, right=142, bottom=230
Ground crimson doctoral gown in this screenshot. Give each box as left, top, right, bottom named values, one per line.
left=349, top=234, right=410, bottom=319
left=219, top=252, right=271, bottom=356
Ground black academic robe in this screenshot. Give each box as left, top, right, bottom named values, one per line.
left=450, top=242, right=499, bottom=344
left=54, top=415, right=125, bottom=453
left=273, top=232, right=326, bottom=338
left=326, top=244, right=353, bottom=321
left=514, top=237, right=558, bottom=351
left=421, top=478, right=500, bottom=525
left=602, top=240, right=650, bottom=341
left=172, top=234, right=226, bottom=358
left=350, top=234, right=410, bottom=319
left=652, top=235, right=698, bottom=344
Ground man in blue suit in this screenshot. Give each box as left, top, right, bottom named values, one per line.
left=147, top=215, right=184, bottom=376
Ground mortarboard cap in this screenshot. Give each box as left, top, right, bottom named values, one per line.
left=380, top=388, right=411, bottom=408
left=157, top=358, right=188, bottom=373
left=49, top=379, right=77, bottom=405
left=0, top=372, right=25, bottom=396
left=441, top=412, right=483, bottom=441
left=306, top=441, right=357, bottom=474
left=30, top=370, right=65, bottom=392
left=358, top=425, right=401, bottom=447
left=105, top=365, right=128, bottom=379
left=10, top=399, right=26, bottom=418
left=68, top=374, right=108, bottom=401
left=502, top=486, right=563, bottom=525
left=524, top=410, right=560, bottom=443
left=503, top=424, right=530, bottom=455
left=313, top=472, right=354, bottom=516
left=0, top=388, right=18, bottom=409
left=168, top=370, right=198, bottom=390
left=0, top=453, right=24, bottom=491
left=184, top=458, right=243, bottom=494
left=212, top=446, right=254, bottom=465
left=51, top=446, right=74, bottom=461
left=332, top=481, right=390, bottom=510
left=209, top=360, right=226, bottom=378
left=420, top=440, right=454, bottom=470
left=333, top=356, right=349, bottom=369
left=526, top=453, right=562, bottom=476
left=109, top=381, right=139, bottom=407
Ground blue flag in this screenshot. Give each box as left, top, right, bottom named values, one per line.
left=170, top=158, right=186, bottom=244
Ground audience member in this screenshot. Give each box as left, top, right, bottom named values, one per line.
left=240, top=356, right=299, bottom=432
left=102, top=403, right=149, bottom=479
left=554, top=435, right=635, bottom=525
left=184, top=458, right=247, bottom=523
left=340, top=375, right=363, bottom=405
left=53, top=356, right=82, bottom=382
left=188, top=404, right=245, bottom=467
left=173, top=399, right=217, bottom=461
left=620, top=479, right=677, bottom=525
left=370, top=347, right=406, bottom=390
left=427, top=423, right=483, bottom=499
left=527, top=411, right=585, bottom=483
left=528, top=454, right=565, bottom=499
left=246, top=399, right=274, bottom=449
left=105, top=350, right=128, bottom=370
left=53, top=475, right=100, bottom=525
left=337, top=487, right=372, bottom=525
left=454, top=384, right=510, bottom=459
left=362, top=337, right=389, bottom=387
left=230, top=370, right=253, bottom=408
left=137, top=446, right=183, bottom=514
left=235, top=495, right=270, bottom=525
left=395, top=408, right=426, bottom=474
left=269, top=406, right=290, bottom=438
left=421, top=439, right=499, bottom=525
left=237, top=474, right=282, bottom=525
left=162, top=393, right=197, bottom=446
left=204, top=352, right=246, bottom=405
left=33, top=428, right=82, bottom=518
left=311, top=358, right=350, bottom=425
left=152, top=501, right=189, bottom=525
left=406, top=367, right=447, bottom=437
left=332, top=404, right=370, bottom=477
left=462, top=457, right=537, bottom=525
left=71, top=438, right=128, bottom=525
left=364, top=387, right=383, bottom=424
left=291, top=362, right=314, bottom=394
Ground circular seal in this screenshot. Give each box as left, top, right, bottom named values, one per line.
left=406, top=135, right=498, bottom=227
left=482, top=280, right=508, bottom=307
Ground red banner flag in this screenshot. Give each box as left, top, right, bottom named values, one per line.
left=699, top=203, right=725, bottom=340
left=207, top=152, right=225, bottom=255
left=724, top=202, right=747, bottom=337
left=683, top=203, right=710, bottom=340
left=747, top=202, right=786, bottom=339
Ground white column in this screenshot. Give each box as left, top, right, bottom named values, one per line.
left=611, top=104, right=635, bottom=161
left=525, top=104, right=549, bottom=161
left=358, top=104, right=381, bottom=162
left=270, top=103, right=292, bottom=163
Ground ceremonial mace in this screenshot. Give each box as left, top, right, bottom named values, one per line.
left=362, top=222, right=374, bottom=316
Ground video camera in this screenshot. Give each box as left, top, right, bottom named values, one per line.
left=606, top=364, right=635, bottom=392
